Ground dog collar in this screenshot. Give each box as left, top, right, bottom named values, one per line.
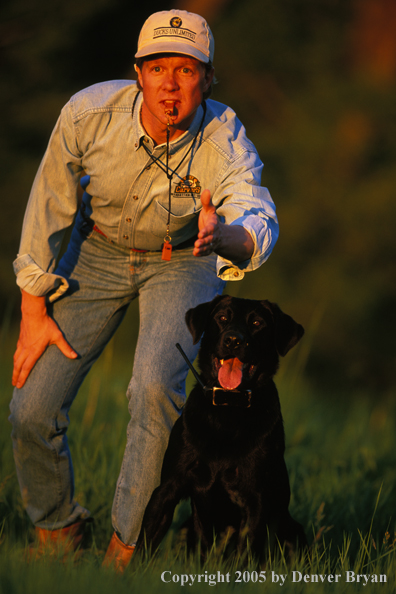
left=206, top=387, right=252, bottom=408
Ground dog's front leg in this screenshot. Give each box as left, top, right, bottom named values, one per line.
left=236, top=492, right=265, bottom=558
left=135, top=417, right=192, bottom=556
left=135, top=479, right=186, bottom=556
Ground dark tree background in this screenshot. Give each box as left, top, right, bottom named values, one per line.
left=1, top=0, right=395, bottom=394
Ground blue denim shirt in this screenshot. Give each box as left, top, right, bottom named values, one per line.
left=14, top=80, right=279, bottom=301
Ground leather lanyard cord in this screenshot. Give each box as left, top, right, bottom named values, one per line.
left=132, top=91, right=207, bottom=257
left=165, top=117, right=171, bottom=239
left=143, top=101, right=206, bottom=235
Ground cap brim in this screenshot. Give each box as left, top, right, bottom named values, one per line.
left=135, top=41, right=210, bottom=63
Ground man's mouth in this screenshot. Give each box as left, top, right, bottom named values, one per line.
left=163, top=100, right=178, bottom=119
left=214, top=358, right=256, bottom=390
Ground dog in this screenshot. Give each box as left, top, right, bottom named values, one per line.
left=136, top=295, right=307, bottom=560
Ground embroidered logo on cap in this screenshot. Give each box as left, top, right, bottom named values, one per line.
left=170, top=17, right=182, bottom=28
left=154, top=17, right=197, bottom=43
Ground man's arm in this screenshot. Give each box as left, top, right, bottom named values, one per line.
left=12, top=290, right=78, bottom=389
left=193, top=189, right=254, bottom=261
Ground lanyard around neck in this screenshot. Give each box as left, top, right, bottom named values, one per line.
left=132, top=91, right=206, bottom=260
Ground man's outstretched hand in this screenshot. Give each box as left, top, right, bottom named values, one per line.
left=193, top=189, right=254, bottom=262
left=193, top=189, right=220, bottom=257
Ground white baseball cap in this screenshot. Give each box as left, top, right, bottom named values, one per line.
left=135, top=10, right=214, bottom=64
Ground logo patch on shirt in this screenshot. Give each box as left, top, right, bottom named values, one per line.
left=174, top=175, right=201, bottom=195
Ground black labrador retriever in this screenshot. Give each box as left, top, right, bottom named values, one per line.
left=136, top=295, right=307, bottom=560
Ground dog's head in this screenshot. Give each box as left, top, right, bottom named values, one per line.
left=186, top=295, right=304, bottom=390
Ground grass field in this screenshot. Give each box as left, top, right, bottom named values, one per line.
left=0, top=305, right=395, bottom=592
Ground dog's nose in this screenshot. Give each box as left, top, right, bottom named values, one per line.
left=224, top=332, right=245, bottom=350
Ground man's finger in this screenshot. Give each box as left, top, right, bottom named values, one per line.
left=200, top=189, right=213, bottom=211
left=53, top=334, right=78, bottom=360
left=13, top=353, right=39, bottom=389
left=12, top=354, right=24, bottom=387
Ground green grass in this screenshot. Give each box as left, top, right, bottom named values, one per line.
left=0, top=309, right=395, bottom=592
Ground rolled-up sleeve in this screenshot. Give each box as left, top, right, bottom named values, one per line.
left=213, top=149, right=279, bottom=281
left=14, top=100, right=82, bottom=298
left=13, top=254, right=70, bottom=302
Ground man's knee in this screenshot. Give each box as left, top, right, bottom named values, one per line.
left=127, top=375, right=185, bottom=426
left=9, top=389, right=53, bottom=442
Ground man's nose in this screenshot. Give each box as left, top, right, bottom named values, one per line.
left=163, top=72, right=179, bottom=90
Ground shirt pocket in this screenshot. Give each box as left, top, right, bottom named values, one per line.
left=153, top=198, right=202, bottom=241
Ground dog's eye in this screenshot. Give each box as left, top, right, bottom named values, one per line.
left=252, top=320, right=262, bottom=327
left=220, top=315, right=228, bottom=323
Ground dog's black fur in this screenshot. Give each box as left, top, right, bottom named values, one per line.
left=136, top=295, right=307, bottom=560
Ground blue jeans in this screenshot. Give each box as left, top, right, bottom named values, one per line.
left=9, top=223, right=225, bottom=545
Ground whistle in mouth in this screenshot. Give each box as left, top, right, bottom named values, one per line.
left=164, top=101, right=176, bottom=121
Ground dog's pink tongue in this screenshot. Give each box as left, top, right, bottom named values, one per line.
left=218, top=358, right=244, bottom=390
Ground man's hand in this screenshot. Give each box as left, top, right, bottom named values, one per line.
left=193, top=190, right=254, bottom=262
left=193, top=189, right=220, bottom=257
left=12, top=290, right=78, bottom=389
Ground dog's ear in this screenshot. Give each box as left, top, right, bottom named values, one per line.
left=261, top=300, right=304, bottom=356
left=186, top=295, right=226, bottom=344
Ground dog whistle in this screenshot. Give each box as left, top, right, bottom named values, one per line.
left=162, top=241, right=172, bottom=261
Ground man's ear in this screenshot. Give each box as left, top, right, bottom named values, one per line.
left=203, top=66, right=215, bottom=93
left=134, top=63, right=143, bottom=89
left=185, top=294, right=226, bottom=344
left=261, top=300, right=304, bottom=356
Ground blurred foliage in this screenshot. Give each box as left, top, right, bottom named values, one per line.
left=1, top=0, right=395, bottom=393
left=213, top=0, right=396, bottom=394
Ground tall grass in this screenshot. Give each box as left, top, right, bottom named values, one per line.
left=0, top=303, right=395, bottom=592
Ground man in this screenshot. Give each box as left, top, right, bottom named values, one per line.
left=10, top=10, right=279, bottom=570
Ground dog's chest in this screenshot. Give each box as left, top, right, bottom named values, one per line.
left=189, top=455, right=250, bottom=493
left=187, top=459, right=254, bottom=518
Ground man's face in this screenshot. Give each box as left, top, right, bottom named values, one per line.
left=137, top=54, right=213, bottom=142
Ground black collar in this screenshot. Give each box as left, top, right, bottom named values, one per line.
left=206, top=387, right=252, bottom=408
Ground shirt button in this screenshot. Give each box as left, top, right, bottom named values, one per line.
left=133, top=195, right=138, bottom=200
left=123, top=234, right=129, bottom=240
left=126, top=217, right=132, bottom=222
left=233, top=271, right=239, bottom=278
